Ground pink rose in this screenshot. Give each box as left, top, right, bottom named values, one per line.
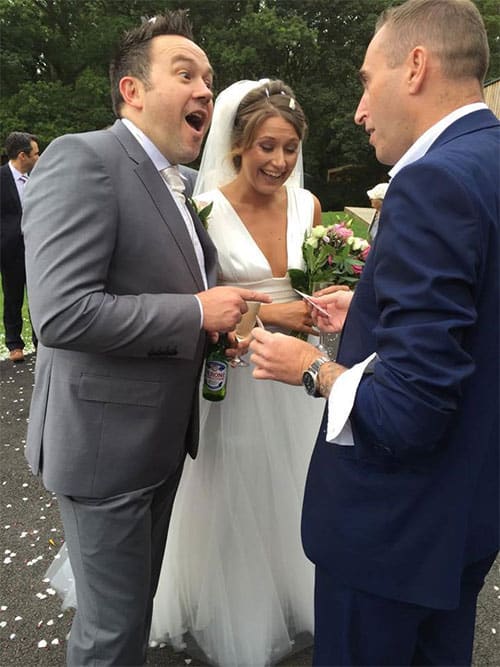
left=333, top=224, right=353, bottom=240
left=361, top=245, right=371, bottom=261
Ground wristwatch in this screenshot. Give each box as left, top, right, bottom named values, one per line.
left=302, top=356, right=330, bottom=397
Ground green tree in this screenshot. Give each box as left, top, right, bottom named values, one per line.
left=1, top=0, right=498, bottom=207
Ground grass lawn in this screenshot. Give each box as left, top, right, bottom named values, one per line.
left=0, top=212, right=368, bottom=359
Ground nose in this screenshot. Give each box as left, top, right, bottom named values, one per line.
left=271, top=148, right=287, bottom=168
left=354, top=92, right=367, bottom=126
left=195, top=79, right=213, bottom=105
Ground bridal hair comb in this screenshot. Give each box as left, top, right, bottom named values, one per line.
left=262, top=87, right=297, bottom=110
left=278, top=90, right=296, bottom=110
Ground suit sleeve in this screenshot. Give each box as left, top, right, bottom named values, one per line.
left=21, top=134, right=202, bottom=359
left=351, top=162, right=482, bottom=461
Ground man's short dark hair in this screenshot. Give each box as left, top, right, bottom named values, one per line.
left=5, top=132, right=38, bottom=160
left=109, top=9, right=194, bottom=117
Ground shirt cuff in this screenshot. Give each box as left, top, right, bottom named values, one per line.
left=326, top=352, right=377, bottom=446
left=193, top=295, right=204, bottom=329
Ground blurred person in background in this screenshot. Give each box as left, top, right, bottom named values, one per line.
left=0, top=131, right=39, bottom=362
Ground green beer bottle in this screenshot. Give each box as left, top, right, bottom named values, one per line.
left=202, top=334, right=229, bottom=401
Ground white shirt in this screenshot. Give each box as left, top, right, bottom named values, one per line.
left=327, top=103, right=488, bottom=445
left=9, top=162, right=28, bottom=203
left=121, top=118, right=205, bottom=326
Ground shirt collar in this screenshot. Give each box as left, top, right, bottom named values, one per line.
left=8, top=161, right=25, bottom=181
left=389, top=102, right=488, bottom=179
left=121, top=118, right=172, bottom=172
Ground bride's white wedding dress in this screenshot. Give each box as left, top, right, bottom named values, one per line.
left=46, top=185, right=325, bottom=667
left=150, top=187, right=324, bottom=666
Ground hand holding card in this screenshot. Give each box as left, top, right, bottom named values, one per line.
left=294, top=289, right=330, bottom=316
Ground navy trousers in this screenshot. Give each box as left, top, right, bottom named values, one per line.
left=313, top=552, right=496, bottom=666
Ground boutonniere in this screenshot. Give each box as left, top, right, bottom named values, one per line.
left=188, top=198, right=213, bottom=230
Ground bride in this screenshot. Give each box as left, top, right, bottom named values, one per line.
left=47, top=79, right=326, bottom=667
left=150, top=79, right=325, bottom=666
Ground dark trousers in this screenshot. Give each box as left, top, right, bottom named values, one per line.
left=313, top=552, right=496, bottom=666
left=1, top=250, right=27, bottom=350
left=57, top=460, right=185, bottom=666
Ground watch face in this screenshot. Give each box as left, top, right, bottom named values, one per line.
left=302, top=370, right=316, bottom=395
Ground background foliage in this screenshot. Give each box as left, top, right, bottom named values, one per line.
left=1, top=0, right=498, bottom=209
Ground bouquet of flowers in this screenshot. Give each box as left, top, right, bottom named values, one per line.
left=288, top=215, right=371, bottom=294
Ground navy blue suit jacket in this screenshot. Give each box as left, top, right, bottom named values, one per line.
left=302, top=109, right=499, bottom=610
left=0, top=162, right=24, bottom=262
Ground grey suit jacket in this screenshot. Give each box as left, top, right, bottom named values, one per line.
left=21, top=120, right=217, bottom=498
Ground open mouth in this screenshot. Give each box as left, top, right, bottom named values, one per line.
left=185, top=111, right=205, bottom=132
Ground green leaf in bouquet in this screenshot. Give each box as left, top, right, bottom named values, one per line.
left=288, top=268, right=309, bottom=293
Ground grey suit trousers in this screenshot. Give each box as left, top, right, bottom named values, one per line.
left=58, top=460, right=185, bottom=666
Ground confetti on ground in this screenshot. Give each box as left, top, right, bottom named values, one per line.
left=2, top=346, right=498, bottom=667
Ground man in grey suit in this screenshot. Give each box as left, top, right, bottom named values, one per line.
left=21, top=10, right=269, bottom=666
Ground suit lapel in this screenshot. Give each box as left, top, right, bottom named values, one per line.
left=1, top=164, right=22, bottom=211
left=110, top=120, right=215, bottom=291
left=186, top=198, right=218, bottom=288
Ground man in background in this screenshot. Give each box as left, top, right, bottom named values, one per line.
left=0, top=131, right=39, bottom=362
left=366, top=181, right=389, bottom=239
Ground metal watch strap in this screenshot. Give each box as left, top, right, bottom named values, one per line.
left=303, top=356, right=330, bottom=397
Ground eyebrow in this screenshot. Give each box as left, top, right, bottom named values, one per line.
left=171, top=55, right=214, bottom=77
left=256, top=136, right=300, bottom=144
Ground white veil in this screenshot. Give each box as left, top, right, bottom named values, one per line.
left=194, top=79, right=304, bottom=196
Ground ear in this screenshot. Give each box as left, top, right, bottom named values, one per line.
left=407, top=46, right=428, bottom=94
left=119, top=76, right=144, bottom=110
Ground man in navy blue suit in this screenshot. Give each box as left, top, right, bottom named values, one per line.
left=250, top=0, right=499, bottom=664
left=0, top=131, right=39, bottom=362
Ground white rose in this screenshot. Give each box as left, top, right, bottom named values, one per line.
left=305, top=236, right=319, bottom=249
left=311, top=225, right=328, bottom=239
